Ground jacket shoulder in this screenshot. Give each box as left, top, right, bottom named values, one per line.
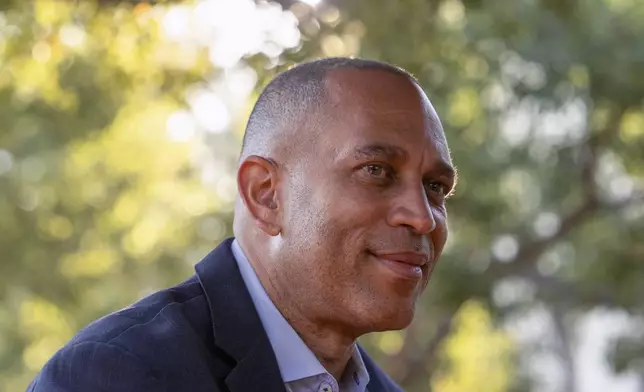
left=28, top=341, right=160, bottom=392
left=31, top=275, right=220, bottom=391
left=71, top=275, right=207, bottom=345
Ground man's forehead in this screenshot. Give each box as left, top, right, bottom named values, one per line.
left=317, top=68, right=450, bottom=158
left=325, top=101, right=449, bottom=158
left=323, top=70, right=441, bottom=126
left=329, top=118, right=451, bottom=167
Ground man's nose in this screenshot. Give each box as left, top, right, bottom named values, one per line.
left=387, top=186, right=437, bottom=235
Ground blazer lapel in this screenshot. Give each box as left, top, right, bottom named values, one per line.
left=358, top=345, right=388, bottom=392
left=195, top=238, right=286, bottom=392
left=224, top=340, right=287, bottom=392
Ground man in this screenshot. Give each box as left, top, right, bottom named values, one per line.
left=28, top=57, right=456, bottom=392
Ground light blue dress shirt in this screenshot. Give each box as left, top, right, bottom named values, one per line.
left=232, top=240, right=370, bottom=392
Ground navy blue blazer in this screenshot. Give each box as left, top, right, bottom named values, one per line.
left=28, top=238, right=403, bottom=392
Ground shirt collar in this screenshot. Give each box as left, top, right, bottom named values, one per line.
left=231, top=239, right=370, bottom=388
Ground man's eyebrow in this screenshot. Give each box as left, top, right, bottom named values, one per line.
left=352, top=142, right=457, bottom=182
left=435, top=160, right=457, bottom=180
left=353, top=143, right=408, bottom=161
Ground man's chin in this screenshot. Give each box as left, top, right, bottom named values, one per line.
left=365, top=305, right=416, bottom=333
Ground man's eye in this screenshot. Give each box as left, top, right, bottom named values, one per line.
left=363, top=164, right=389, bottom=179
left=426, top=181, right=448, bottom=197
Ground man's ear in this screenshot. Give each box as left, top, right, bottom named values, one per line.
left=237, top=155, right=282, bottom=236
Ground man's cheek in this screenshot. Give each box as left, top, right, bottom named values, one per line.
left=431, top=229, right=448, bottom=259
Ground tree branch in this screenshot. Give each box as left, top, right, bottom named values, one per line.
left=487, top=197, right=597, bottom=277
left=395, top=309, right=458, bottom=388
left=489, top=192, right=642, bottom=281
left=580, top=105, right=626, bottom=204
left=551, top=305, right=577, bottom=392
left=531, top=273, right=618, bottom=307
left=487, top=106, right=630, bottom=278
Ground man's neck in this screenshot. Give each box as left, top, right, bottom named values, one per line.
left=248, top=250, right=356, bottom=380
left=279, top=305, right=356, bottom=380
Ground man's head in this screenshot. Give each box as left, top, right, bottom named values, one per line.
left=234, top=58, right=456, bottom=335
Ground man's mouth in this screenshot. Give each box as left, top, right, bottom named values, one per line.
left=368, top=250, right=430, bottom=280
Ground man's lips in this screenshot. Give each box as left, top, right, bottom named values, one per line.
left=369, top=251, right=430, bottom=267
left=368, top=250, right=430, bottom=280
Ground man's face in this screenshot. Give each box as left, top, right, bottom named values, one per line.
left=277, top=69, right=455, bottom=332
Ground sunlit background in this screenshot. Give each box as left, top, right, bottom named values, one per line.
left=1, top=0, right=643, bottom=391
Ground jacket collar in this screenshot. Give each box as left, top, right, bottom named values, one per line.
left=195, top=238, right=286, bottom=392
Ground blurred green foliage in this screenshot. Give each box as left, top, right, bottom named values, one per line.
left=1, top=0, right=643, bottom=391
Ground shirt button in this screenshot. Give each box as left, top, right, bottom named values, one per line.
left=318, top=382, right=333, bottom=392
